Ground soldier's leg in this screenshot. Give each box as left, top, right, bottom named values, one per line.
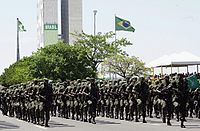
left=8, top=105, right=11, bottom=117
left=91, top=102, right=97, bottom=124
left=19, top=106, right=23, bottom=119
left=175, top=106, right=180, bottom=122
left=60, top=105, right=64, bottom=117
left=22, top=106, right=26, bottom=120
left=125, top=106, right=129, bottom=120
left=180, top=114, right=186, bottom=128
left=27, top=109, right=30, bottom=122
left=110, top=105, right=114, bottom=118
left=58, top=104, right=61, bottom=117
left=161, top=106, right=166, bottom=123
left=154, top=104, right=159, bottom=118
left=88, top=104, right=92, bottom=123
left=4, top=104, right=8, bottom=116
left=142, top=102, right=147, bottom=123
left=120, top=106, right=124, bottom=120
left=80, top=106, right=83, bottom=121
left=135, top=105, right=139, bottom=122
left=30, top=108, right=34, bottom=123
left=40, top=109, right=45, bottom=126
left=83, top=106, right=88, bottom=122
left=101, top=104, right=105, bottom=117
left=76, top=105, right=80, bottom=120
left=167, top=105, right=172, bottom=126
left=149, top=102, right=153, bottom=118
left=45, top=109, right=50, bottom=127
left=97, top=102, right=100, bottom=116
left=63, top=105, right=66, bottom=118
left=115, top=105, right=119, bottom=119
left=36, top=108, right=40, bottom=125
left=189, top=103, right=194, bottom=118
left=33, top=107, right=36, bottom=124
left=11, top=106, right=14, bottom=117
left=129, top=106, right=134, bottom=121
left=106, top=105, right=110, bottom=117
left=68, top=105, right=71, bottom=118
left=53, top=104, right=56, bottom=117
left=15, top=106, right=19, bottom=118
left=66, top=106, right=69, bottom=119
left=50, top=105, right=54, bottom=117
left=71, top=106, right=75, bottom=120
left=180, top=107, right=186, bottom=128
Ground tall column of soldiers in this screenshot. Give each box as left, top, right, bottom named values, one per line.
left=0, top=74, right=200, bottom=128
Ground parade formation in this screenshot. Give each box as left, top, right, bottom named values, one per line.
left=0, top=73, right=200, bottom=128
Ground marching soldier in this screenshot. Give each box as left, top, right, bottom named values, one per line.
left=177, top=75, right=189, bottom=128
left=88, top=78, right=99, bottom=124
left=39, top=79, right=53, bottom=127
left=135, top=77, right=149, bottom=123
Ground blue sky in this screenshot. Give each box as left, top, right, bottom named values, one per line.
left=0, top=0, right=200, bottom=74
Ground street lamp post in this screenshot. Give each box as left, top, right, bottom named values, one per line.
left=93, top=10, right=97, bottom=35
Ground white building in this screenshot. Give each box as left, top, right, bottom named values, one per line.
left=37, top=0, right=82, bottom=47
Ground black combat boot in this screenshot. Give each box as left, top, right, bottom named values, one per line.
left=143, top=118, right=147, bottom=123
left=167, top=120, right=172, bottom=126
left=181, top=121, right=186, bottom=128
left=92, top=117, right=96, bottom=124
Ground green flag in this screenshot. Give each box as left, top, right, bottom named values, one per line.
left=115, top=16, right=135, bottom=32
left=187, top=75, right=199, bottom=89
left=18, top=19, right=26, bottom=32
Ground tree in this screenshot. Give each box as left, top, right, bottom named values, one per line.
left=30, top=42, right=95, bottom=81
left=0, top=42, right=95, bottom=86
left=103, top=54, right=150, bottom=78
left=72, top=31, right=132, bottom=74
left=0, top=57, right=34, bottom=86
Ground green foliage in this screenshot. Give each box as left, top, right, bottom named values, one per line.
left=0, top=57, right=33, bottom=86
left=103, top=54, right=150, bottom=78
left=72, top=31, right=132, bottom=73
left=0, top=32, right=138, bottom=85
left=0, top=42, right=95, bottom=86
left=30, top=42, right=95, bottom=81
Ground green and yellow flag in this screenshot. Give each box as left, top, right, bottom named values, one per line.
left=17, top=19, right=26, bottom=32
left=187, top=75, right=199, bottom=89
left=115, top=16, right=135, bottom=32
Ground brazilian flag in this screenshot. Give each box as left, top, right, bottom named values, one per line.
left=115, top=16, right=135, bottom=32
left=17, top=19, right=26, bottom=32
left=187, top=75, right=199, bottom=89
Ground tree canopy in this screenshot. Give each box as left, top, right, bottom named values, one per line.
left=0, top=42, right=95, bottom=86
left=0, top=31, right=146, bottom=86
left=103, top=54, right=150, bottom=78
left=72, top=31, right=132, bottom=73
left=0, top=57, right=33, bottom=86
left=30, top=42, right=95, bottom=81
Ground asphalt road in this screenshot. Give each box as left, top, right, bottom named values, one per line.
left=0, top=113, right=200, bottom=131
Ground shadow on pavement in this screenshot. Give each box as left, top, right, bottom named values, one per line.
left=186, top=124, right=200, bottom=129
left=187, top=118, right=200, bottom=123
left=96, top=120, right=121, bottom=125
left=0, top=121, right=20, bottom=130
left=173, top=124, right=200, bottom=129
left=49, top=120, right=75, bottom=128
left=147, top=119, right=164, bottom=124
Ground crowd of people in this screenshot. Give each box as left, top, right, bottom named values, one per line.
left=0, top=73, right=200, bottom=128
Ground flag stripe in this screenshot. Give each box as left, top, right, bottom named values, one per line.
left=18, top=19, right=26, bottom=32
left=115, top=16, right=135, bottom=32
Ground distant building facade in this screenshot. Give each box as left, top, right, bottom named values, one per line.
left=37, top=0, right=82, bottom=48
left=61, top=0, right=82, bottom=44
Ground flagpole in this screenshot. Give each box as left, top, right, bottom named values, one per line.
left=17, top=18, right=20, bottom=61
left=114, top=14, right=117, bottom=43
left=114, top=14, right=117, bottom=79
